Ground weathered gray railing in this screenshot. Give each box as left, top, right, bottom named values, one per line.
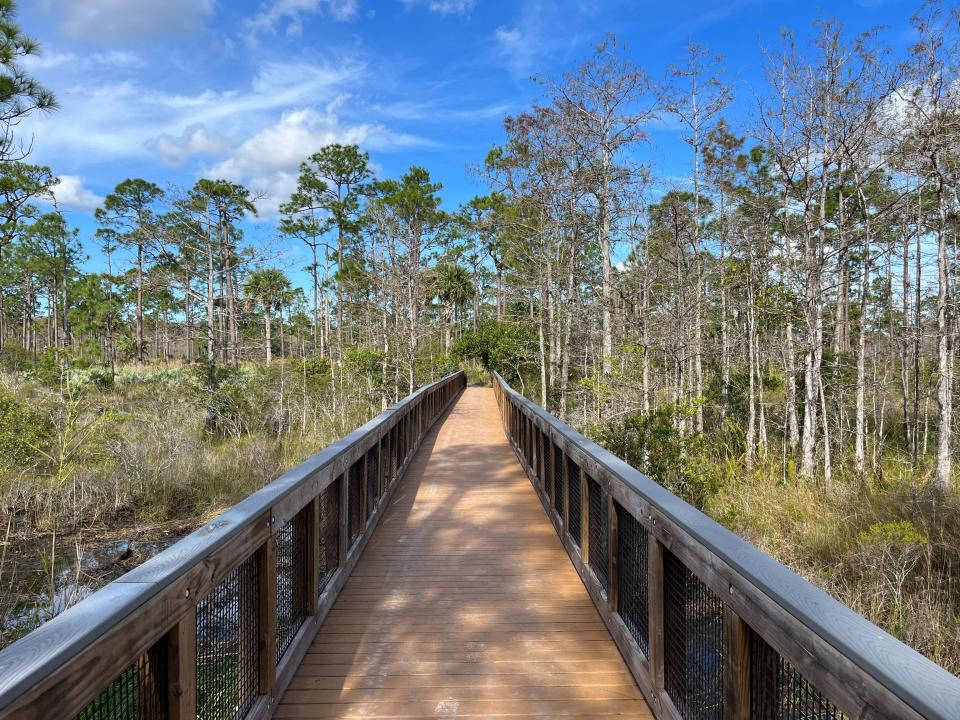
left=493, top=371, right=960, bottom=720
left=0, top=370, right=466, bottom=720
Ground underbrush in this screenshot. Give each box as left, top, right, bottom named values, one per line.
left=589, top=407, right=960, bottom=673
left=0, top=355, right=423, bottom=646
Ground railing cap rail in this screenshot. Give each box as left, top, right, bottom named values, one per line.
left=493, top=371, right=960, bottom=720
left=0, top=371, right=465, bottom=713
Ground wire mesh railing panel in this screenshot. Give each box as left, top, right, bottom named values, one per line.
left=749, top=626, right=845, bottom=720
left=663, top=548, right=725, bottom=720
left=348, top=459, right=363, bottom=546
left=587, top=476, right=609, bottom=592
left=366, top=445, right=379, bottom=519
left=276, top=508, right=309, bottom=664
left=567, top=459, right=582, bottom=547
left=319, top=478, right=339, bottom=590
left=553, top=443, right=564, bottom=518
left=196, top=553, right=260, bottom=720
left=74, top=642, right=169, bottom=720
left=616, top=504, right=649, bottom=656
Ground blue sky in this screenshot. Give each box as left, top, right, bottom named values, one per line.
left=18, top=0, right=917, bottom=274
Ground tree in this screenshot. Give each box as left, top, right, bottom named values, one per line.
left=663, top=43, right=731, bottom=432
left=0, top=0, right=56, bottom=162
left=371, top=167, right=445, bottom=393
left=20, top=212, right=80, bottom=349
left=0, top=162, right=54, bottom=347
left=544, top=33, right=655, bottom=378
left=427, top=260, right=473, bottom=352
left=96, top=180, right=164, bottom=364
left=283, top=145, right=371, bottom=363
left=177, top=179, right=257, bottom=365
left=245, top=268, right=291, bottom=365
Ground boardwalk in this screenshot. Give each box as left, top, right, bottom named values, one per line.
left=277, top=386, right=652, bottom=719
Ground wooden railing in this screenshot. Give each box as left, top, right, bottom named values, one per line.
left=0, top=371, right=466, bottom=720
left=493, top=371, right=960, bottom=720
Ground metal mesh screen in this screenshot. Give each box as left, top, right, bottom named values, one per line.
left=348, top=459, right=363, bottom=545
left=617, top=504, right=649, bottom=656
left=196, top=552, right=260, bottom=720
left=276, top=509, right=309, bottom=663
left=553, top=443, right=564, bottom=518
left=75, top=643, right=168, bottom=720
left=748, top=626, right=845, bottom=719
left=663, top=548, right=724, bottom=720
left=567, top=459, right=582, bottom=547
left=366, top=445, right=379, bottom=519
left=587, top=476, right=609, bottom=592
left=319, top=478, right=339, bottom=590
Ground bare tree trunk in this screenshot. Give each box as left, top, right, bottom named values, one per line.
left=936, top=176, right=952, bottom=490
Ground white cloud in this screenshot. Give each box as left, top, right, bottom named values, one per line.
left=401, top=0, right=475, bottom=15
left=51, top=176, right=105, bottom=212
left=39, top=0, right=215, bottom=42
left=205, top=103, right=425, bottom=214
left=495, top=26, right=521, bottom=46
left=23, top=59, right=367, bottom=162
left=21, top=50, right=144, bottom=73
left=146, top=125, right=229, bottom=166
left=245, top=0, right=358, bottom=38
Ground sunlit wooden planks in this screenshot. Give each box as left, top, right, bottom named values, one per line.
left=277, top=387, right=651, bottom=719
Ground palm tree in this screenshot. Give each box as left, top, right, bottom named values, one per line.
left=244, top=268, right=291, bottom=364
left=427, top=261, right=473, bottom=352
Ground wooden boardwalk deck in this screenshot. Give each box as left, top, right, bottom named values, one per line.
left=277, top=386, right=652, bottom=719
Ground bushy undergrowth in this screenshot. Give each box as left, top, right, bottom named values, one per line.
left=0, top=356, right=391, bottom=532
left=590, top=407, right=960, bottom=673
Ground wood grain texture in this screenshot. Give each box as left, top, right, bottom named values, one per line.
left=493, top=372, right=960, bottom=720
left=277, top=387, right=651, bottom=720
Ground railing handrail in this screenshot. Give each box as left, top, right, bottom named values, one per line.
left=493, top=371, right=960, bottom=720
left=0, top=371, right=466, bottom=716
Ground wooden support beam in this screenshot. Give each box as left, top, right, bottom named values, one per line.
left=306, top=497, right=320, bottom=616
left=258, top=534, right=277, bottom=698
left=608, top=494, right=619, bottom=614
left=724, top=605, right=750, bottom=720
left=648, top=533, right=665, bottom=693
left=167, top=607, right=196, bottom=720
left=580, top=469, right=590, bottom=559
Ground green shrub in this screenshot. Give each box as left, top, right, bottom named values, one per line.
left=0, top=387, right=50, bottom=474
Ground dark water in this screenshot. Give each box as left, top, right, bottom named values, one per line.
left=0, top=527, right=186, bottom=649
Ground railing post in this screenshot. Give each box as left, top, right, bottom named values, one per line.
left=167, top=608, right=196, bottom=720
left=537, top=429, right=546, bottom=488
left=580, top=468, right=589, bottom=552
left=339, top=471, right=349, bottom=565
left=258, top=533, right=277, bottom=698
left=648, top=533, right=665, bottom=695
left=724, top=606, right=750, bottom=720
left=306, top=496, right=320, bottom=615
left=562, top=447, right=570, bottom=534
left=360, top=448, right=369, bottom=533
left=608, top=495, right=618, bottom=613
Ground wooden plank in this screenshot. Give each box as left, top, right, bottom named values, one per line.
left=259, top=533, right=278, bottom=698
left=491, top=372, right=960, bottom=720
left=724, top=605, right=750, bottom=720
left=277, top=387, right=650, bottom=720
left=648, top=535, right=664, bottom=693
left=306, top=497, right=320, bottom=616
left=168, top=607, right=196, bottom=720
